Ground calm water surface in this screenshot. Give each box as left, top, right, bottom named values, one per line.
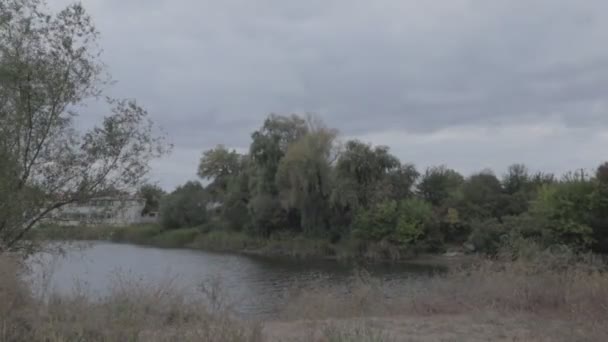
left=28, top=242, right=445, bottom=318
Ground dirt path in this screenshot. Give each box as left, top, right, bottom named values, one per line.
left=263, top=313, right=606, bottom=341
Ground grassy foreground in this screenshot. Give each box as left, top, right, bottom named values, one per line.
left=2, top=247, right=608, bottom=341
left=34, top=224, right=431, bottom=261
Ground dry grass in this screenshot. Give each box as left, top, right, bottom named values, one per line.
left=0, top=256, right=262, bottom=342
left=281, top=250, right=608, bottom=321
left=2, top=246, right=608, bottom=341
left=277, top=249, right=608, bottom=341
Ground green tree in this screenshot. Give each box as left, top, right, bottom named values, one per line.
left=374, top=164, right=419, bottom=202
left=588, top=162, right=608, bottom=252
left=530, top=181, right=594, bottom=249
left=247, top=114, right=308, bottom=235
left=331, top=140, right=402, bottom=231
left=0, top=0, right=168, bottom=253
left=219, top=158, right=252, bottom=231
left=160, top=181, right=208, bottom=229
left=460, top=170, right=505, bottom=220
left=417, top=166, right=464, bottom=206
left=138, top=184, right=166, bottom=215
left=502, top=164, right=530, bottom=195
left=276, top=121, right=338, bottom=235
left=197, top=145, right=244, bottom=199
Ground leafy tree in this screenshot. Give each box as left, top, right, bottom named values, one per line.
left=219, top=159, right=252, bottom=231
left=138, top=184, right=166, bottom=215
left=249, top=114, right=308, bottom=194
left=502, top=164, right=530, bottom=195
left=276, top=122, right=338, bottom=234
left=160, top=181, right=208, bottom=229
left=530, top=181, right=594, bottom=249
left=588, top=162, right=608, bottom=252
left=331, top=140, right=402, bottom=231
left=247, top=114, right=308, bottom=234
left=374, top=164, right=419, bottom=202
left=460, top=170, right=505, bottom=220
left=0, top=0, right=168, bottom=253
left=417, top=166, right=463, bottom=206
left=198, top=145, right=244, bottom=199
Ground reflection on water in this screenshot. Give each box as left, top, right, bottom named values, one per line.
left=28, top=242, right=445, bottom=318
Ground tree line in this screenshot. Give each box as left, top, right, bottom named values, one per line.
left=157, top=114, right=608, bottom=255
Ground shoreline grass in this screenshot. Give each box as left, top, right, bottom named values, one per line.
left=2, top=246, right=607, bottom=341
left=32, top=224, right=463, bottom=264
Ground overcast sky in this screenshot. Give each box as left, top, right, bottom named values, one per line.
left=54, top=0, right=608, bottom=190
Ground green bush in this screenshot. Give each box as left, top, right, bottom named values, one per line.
left=531, top=182, right=594, bottom=249
left=395, top=198, right=433, bottom=244
left=352, top=201, right=399, bottom=242
left=353, top=199, right=433, bottom=246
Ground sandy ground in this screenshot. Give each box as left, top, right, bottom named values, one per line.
left=263, top=313, right=607, bottom=341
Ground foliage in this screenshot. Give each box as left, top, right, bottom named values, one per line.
left=138, top=184, right=166, bottom=215
left=198, top=145, right=245, bottom=199
left=353, top=201, right=399, bottom=242
left=0, top=0, right=168, bottom=254
left=417, top=166, right=463, bottom=206
left=530, top=181, right=595, bottom=248
left=137, top=110, right=608, bottom=257
left=352, top=199, right=432, bottom=246
left=160, top=181, right=209, bottom=230
left=459, top=170, right=505, bottom=220
left=276, top=122, right=338, bottom=235
left=395, top=198, right=433, bottom=244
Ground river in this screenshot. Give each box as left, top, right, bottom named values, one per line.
left=27, top=242, right=446, bottom=318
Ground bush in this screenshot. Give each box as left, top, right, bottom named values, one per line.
left=530, top=182, right=595, bottom=249
left=352, top=201, right=399, bottom=241
left=353, top=199, right=433, bottom=247
left=395, top=198, right=433, bottom=244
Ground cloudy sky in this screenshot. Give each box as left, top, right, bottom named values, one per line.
left=54, top=0, right=608, bottom=190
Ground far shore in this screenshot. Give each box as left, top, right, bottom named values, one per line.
left=33, top=224, right=474, bottom=266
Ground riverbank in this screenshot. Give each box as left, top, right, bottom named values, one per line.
left=3, top=249, right=607, bottom=341
left=33, top=224, right=469, bottom=264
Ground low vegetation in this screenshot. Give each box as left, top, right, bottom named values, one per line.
left=2, top=245, right=607, bottom=341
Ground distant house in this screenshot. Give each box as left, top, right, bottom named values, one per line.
left=46, top=196, right=156, bottom=226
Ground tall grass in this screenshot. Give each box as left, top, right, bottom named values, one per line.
left=282, top=246, right=608, bottom=325
left=0, top=256, right=262, bottom=342
left=3, top=243, right=607, bottom=341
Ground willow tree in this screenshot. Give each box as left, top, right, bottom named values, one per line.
left=0, top=0, right=168, bottom=253
left=276, top=118, right=338, bottom=234
left=247, top=114, right=308, bottom=235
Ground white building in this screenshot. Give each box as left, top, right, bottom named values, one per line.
left=47, top=196, right=156, bottom=226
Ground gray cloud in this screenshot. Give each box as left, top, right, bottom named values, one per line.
left=53, top=0, right=608, bottom=189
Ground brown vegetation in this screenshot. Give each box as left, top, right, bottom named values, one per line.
left=1, top=248, right=608, bottom=341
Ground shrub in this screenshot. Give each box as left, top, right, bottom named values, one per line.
left=530, top=182, right=595, bottom=249
left=395, top=198, right=433, bottom=244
